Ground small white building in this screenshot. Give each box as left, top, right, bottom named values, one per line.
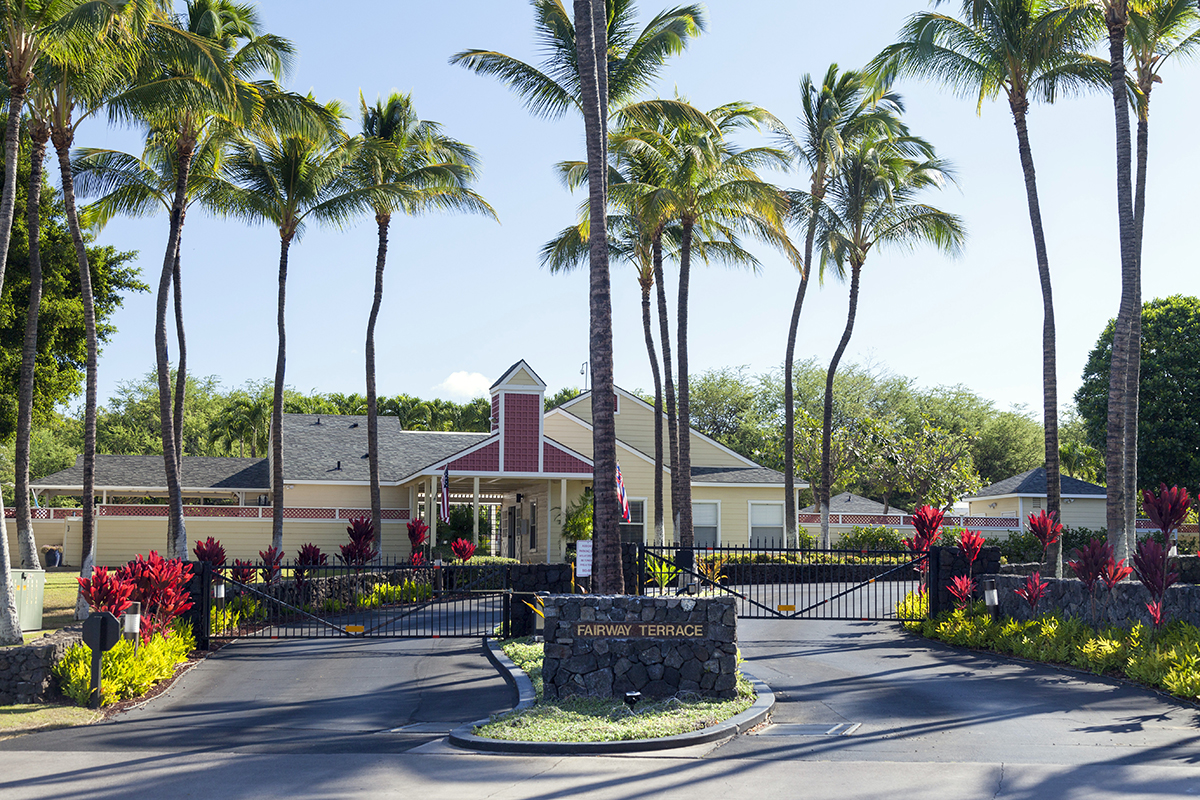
left=963, top=468, right=1106, bottom=531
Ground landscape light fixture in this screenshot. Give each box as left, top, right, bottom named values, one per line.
left=624, top=691, right=642, bottom=709
left=982, top=578, right=999, bottom=621
left=213, top=581, right=225, bottom=600
left=123, top=602, right=141, bottom=653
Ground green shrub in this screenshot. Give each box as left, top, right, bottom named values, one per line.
left=362, top=579, right=432, bottom=608
left=54, top=621, right=194, bottom=707
left=796, top=528, right=816, bottom=549
left=210, top=595, right=262, bottom=635
left=839, top=525, right=906, bottom=551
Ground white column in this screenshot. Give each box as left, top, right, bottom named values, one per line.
left=560, top=478, right=568, bottom=561
left=473, top=477, right=480, bottom=545
left=547, top=480, right=553, bottom=564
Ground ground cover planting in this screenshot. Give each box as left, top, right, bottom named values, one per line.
left=474, top=637, right=755, bottom=743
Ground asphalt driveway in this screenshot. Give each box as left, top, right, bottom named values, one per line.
left=0, top=636, right=512, bottom=755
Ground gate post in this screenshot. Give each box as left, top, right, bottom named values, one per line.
left=501, top=591, right=512, bottom=639
left=927, top=547, right=942, bottom=619
left=193, top=560, right=212, bottom=651
left=638, top=544, right=646, bottom=597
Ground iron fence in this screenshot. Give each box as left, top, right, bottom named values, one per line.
left=638, top=544, right=929, bottom=621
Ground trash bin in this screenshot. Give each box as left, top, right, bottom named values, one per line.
left=14, top=568, right=45, bottom=631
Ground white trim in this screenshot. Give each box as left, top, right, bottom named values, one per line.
left=692, top=499, right=721, bottom=547
left=620, top=497, right=648, bottom=544
left=962, top=492, right=1104, bottom=503
left=498, top=391, right=506, bottom=470
left=490, top=360, right=548, bottom=391
left=748, top=500, right=786, bottom=547
left=693, top=482, right=790, bottom=489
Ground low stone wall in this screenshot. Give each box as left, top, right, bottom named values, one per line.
left=1001, top=555, right=1200, bottom=585
left=0, top=627, right=81, bottom=704
left=992, top=574, right=1200, bottom=628
left=928, top=546, right=1003, bottom=616
left=542, top=595, right=738, bottom=700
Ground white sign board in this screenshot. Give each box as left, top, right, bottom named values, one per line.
left=575, top=540, right=593, bottom=577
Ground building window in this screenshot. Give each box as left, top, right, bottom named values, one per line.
left=530, top=501, right=538, bottom=550
left=619, top=500, right=646, bottom=544
left=693, top=502, right=719, bottom=548
left=750, top=502, right=784, bottom=548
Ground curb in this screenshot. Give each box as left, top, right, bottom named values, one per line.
left=481, top=636, right=538, bottom=713
left=450, top=644, right=775, bottom=755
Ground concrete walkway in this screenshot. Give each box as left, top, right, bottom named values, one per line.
left=1, top=620, right=1198, bottom=798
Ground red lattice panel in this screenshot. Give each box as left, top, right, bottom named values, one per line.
left=962, top=516, right=1020, bottom=528
left=491, top=395, right=500, bottom=433
left=282, top=507, right=336, bottom=519
left=336, top=508, right=409, bottom=521
left=98, top=505, right=169, bottom=517
left=502, top=393, right=540, bottom=472
left=184, top=506, right=260, bottom=518
left=449, top=441, right=499, bottom=471
left=797, top=514, right=821, bottom=524
left=543, top=443, right=592, bottom=474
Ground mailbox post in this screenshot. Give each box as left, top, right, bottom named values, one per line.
left=82, top=611, right=121, bottom=709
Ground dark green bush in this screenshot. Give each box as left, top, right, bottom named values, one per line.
left=838, top=525, right=906, bottom=551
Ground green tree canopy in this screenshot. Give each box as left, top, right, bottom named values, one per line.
left=1076, top=295, right=1200, bottom=492
left=0, top=131, right=142, bottom=442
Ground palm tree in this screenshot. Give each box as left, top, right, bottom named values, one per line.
left=776, top=65, right=906, bottom=547
left=872, top=0, right=1101, bottom=574
left=807, top=136, right=965, bottom=545
left=451, top=0, right=705, bottom=123
left=1108, top=0, right=1200, bottom=554
left=352, top=90, right=492, bottom=541
left=218, top=106, right=391, bottom=552
left=208, top=391, right=269, bottom=457
left=12, top=93, right=52, bottom=570
left=614, top=102, right=796, bottom=557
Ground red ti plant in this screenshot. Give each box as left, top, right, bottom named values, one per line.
left=192, top=537, right=226, bottom=582
left=1142, top=483, right=1191, bottom=554
left=958, top=529, right=985, bottom=578
left=904, top=505, right=944, bottom=592
left=1027, top=510, right=1062, bottom=565
left=1014, top=571, right=1048, bottom=613
left=948, top=574, right=976, bottom=611
left=1102, top=558, right=1133, bottom=590
left=1067, top=538, right=1114, bottom=623
left=410, top=550, right=426, bottom=567
left=295, top=543, right=327, bottom=589
left=407, top=519, right=429, bottom=554
left=116, top=552, right=195, bottom=642
left=339, top=518, right=379, bottom=567
left=258, top=545, right=283, bottom=586
left=1133, top=538, right=1178, bottom=629
left=450, top=538, right=476, bottom=563
left=78, top=567, right=134, bottom=617
left=231, top=559, right=256, bottom=584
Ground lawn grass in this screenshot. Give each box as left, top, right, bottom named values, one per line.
left=7, top=570, right=81, bottom=645
left=475, top=637, right=756, bottom=743
left=0, top=703, right=99, bottom=739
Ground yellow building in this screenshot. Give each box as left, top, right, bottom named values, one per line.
left=16, top=360, right=795, bottom=567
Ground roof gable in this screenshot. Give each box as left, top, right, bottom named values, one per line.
left=966, top=467, right=1106, bottom=500
left=489, top=359, right=546, bottom=391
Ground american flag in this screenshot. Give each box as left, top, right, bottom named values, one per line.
left=616, top=462, right=630, bottom=522
left=439, top=465, right=451, bottom=524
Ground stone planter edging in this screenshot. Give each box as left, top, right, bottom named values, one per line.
left=482, top=637, right=536, bottom=713
left=448, top=667, right=775, bottom=755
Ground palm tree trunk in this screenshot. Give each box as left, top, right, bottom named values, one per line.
left=53, top=134, right=98, bottom=618
left=172, top=229, right=187, bottom=468
left=156, top=144, right=193, bottom=560
left=785, top=185, right=821, bottom=547
left=1126, top=97, right=1150, bottom=550
left=14, top=124, right=49, bottom=569
left=640, top=279, right=664, bottom=546
left=272, top=234, right=294, bottom=553
left=1009, top=101, right=1062, bottom=577
left=653, top=233, right=680, bottom=544
left=366, top=213, right=390, bottom=541
left=1103, top=8, right=1138, bottom=564
left=677, top=218, right=694, bottom=553
left=0, top=89, right=28, bottom=644
left=575, top=0, right=621, bottom=593
left=820, top=264, right=861, bottom=547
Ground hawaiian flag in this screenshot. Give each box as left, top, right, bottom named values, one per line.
left=616, top=462, right=631, bottom=522
left=440, top=465, right=451, bottom=524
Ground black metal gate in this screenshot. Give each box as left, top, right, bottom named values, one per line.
left=194, top=558, right=513, bottom=646
left=638, top=544, right=928, bottom=622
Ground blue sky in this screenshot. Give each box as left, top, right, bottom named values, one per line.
left=74, top=1, right=1200, bottom=417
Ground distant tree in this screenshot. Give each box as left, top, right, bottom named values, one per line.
left=545, top=387, right=581, bottom=411
left=1077, top=296, right=1200, bottom=493
left=973, top=407, right=1044, bottom=485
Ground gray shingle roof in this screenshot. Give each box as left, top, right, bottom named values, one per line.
left=690, top=466, right=785, bottom=484
left=800, top=492, right=905, bottom=515
left=281, top=414, right=490, bottom=482
left=969, top=467, right=1106, bottom=498
left=33, top=455, right=269, bottom=491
